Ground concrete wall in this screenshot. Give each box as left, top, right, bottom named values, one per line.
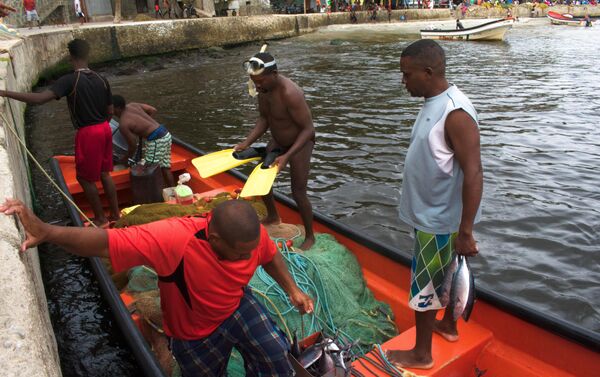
left=0, top=6, right=596, bottom=375
left=0, top=37, right=66, bottom=377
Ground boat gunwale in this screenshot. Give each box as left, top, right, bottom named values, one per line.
left=48, top=136, right=600, bottom=377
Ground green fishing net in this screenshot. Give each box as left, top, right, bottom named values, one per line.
left=227, top=233, right=398, bottom=376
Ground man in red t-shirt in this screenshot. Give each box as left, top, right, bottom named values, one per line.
left=23, top=0, right=41, bottom=29
left=1, top=199, right=314, bottom=376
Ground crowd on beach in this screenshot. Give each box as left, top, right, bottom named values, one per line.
left=1, top=0, right=596, bottom=30
left=283, top=0, right=597, bottom=18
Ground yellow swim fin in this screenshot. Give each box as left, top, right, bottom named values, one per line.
left=240, top=150, right=280, bottom=198
left=192, top=147, right=264, bottom=178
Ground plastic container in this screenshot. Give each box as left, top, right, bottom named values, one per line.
left=175, top=173, right=194, bottom=205
left=162, top=187, right=176, bottom=203
left=130, top=162, right=164, bottom=204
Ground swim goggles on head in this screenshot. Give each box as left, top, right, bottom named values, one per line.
left=243, top=57, right=277, bottom=76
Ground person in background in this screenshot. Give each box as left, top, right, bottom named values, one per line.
left=163, top=0, right=172, bottom=18
left=74, top=0, right=86, bottom=24
left=456, top=18, right=465, bottom=29
left=386, top=39, right=482, bottom=369
left=154, top=0, right=162, bottom=18
left=0, top=2, right=16, bottom=17
left=0, top=39, right=119, bottom=227
left=112, top=95, right=175, bottom=188
left=23, top=0, right=41, bottom=29
left=1, top=198, right=314, bottom=377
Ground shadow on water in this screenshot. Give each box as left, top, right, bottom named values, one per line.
left=27, top=19, right=600, bottom=375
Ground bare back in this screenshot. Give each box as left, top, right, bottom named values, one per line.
left=120, top=103, right=160, bottom=138
left=258, top=75, right=314, bottom=148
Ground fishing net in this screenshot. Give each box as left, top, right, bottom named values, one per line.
left=227, top=233, right=398, bottom=376
left=112, top=194, right=397, bottom=377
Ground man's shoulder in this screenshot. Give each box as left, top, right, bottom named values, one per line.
left=125, top=103, right=143, bottom=112
left=57, top=71, right=76, bottom=82
left=156, top=215, right=209, bottom=237
left=447, top=86, right=475, bottom=108
left=281, top=77, right=304, bottom=100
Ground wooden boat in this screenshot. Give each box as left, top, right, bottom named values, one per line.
left=420, top=18, right=514, bottom=41
left=50, top=137, right=600, bottom=377
left=547, top=11, right=594, bottom=26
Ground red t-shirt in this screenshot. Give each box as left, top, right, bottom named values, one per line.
left=108, top=215, right=277, bottom=340
left=24, top=0, right=36, bottom=11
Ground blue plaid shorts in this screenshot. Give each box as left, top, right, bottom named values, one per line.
left=170, top=288, right=293, bottom=377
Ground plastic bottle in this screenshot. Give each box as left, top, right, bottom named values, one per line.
left=175, top=173, right=194, bottom=205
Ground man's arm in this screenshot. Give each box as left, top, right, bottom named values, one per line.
left=234, top=98, right=269, bottom=151
left=274, top=88, right=315, bottom=171
left=0, top=199, right=109, bottom=256
left=0, top=89, right=56, bottom=105
left=263, top=252, right=314, bottom=314
left=445, top=109, right=483, bottom=257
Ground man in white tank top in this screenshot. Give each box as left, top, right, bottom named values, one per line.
left=388, top=39, right=483, bottom=369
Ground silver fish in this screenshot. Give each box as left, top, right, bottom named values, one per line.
left=450, top=255, right=476, bottom=322
left=299, top=343, right=323, bottom=369
left=439, top=255, right=459, bottom=307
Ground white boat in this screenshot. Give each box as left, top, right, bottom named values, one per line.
left=547, top=11, right=594, bottom=26
left=420, top=18, right=514, bottom=41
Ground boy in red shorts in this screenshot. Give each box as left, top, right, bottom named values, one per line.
left=1, top=39, right=119, bottom=227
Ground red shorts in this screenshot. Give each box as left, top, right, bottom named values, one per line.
left=75, top=121, right=113, bottom=182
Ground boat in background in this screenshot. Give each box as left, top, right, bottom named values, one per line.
left=548, top=11, right=594, bottom=26
left=420, top=18, right=514, bottom=41
left=50, top=137, right=600, bottom=377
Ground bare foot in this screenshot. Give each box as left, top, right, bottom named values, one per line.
left=261, top=216, right=281, bottom=226
left=433, top=319, right=459, bottom=342
left=299, top=235, right=315, bottom=251
left=385, top=349, right=434, bottom=370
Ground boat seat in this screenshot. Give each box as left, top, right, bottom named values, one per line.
left=351, top=320, right=493, bottom=376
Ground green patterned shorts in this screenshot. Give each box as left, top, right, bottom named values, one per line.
left=408, top=229, right=457, bottom=311
left=143, top=132, right=172, bottom=168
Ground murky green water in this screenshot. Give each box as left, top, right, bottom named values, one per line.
left=27, top=18, right=599, bottom=374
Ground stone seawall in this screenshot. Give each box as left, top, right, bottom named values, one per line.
left=0, top=6, right=595, bottom=375
left=0, top=36, right=65, bottom=376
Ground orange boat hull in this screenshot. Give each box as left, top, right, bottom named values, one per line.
left=51, top=139, right=599, bottom=377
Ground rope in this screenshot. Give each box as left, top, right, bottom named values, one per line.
left=251, top=288, right=292, bottom=342
left=0, top=111, right=96, bottom=227
left=249, top=237, right=366, bottom=354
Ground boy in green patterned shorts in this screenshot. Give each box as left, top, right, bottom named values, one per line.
left=112, top=95, right=175, bottom=187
